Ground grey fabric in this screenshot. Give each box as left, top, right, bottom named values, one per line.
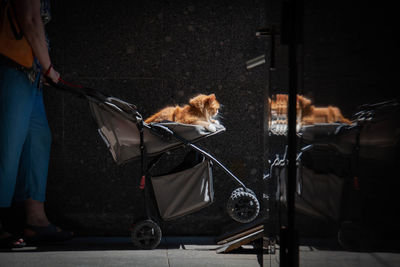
left=295, top=166, right=344, bottom=221
left=296, top=125, right=347, bottom=221
left=301, top=123, right=355, bottom=155
left=150, top=159, right=214, bottom=220
left=274, top=162, right=344, bottom=222
left=300, top=105, right=400, bottom=161
left=88, top=99, right=225, bottom=165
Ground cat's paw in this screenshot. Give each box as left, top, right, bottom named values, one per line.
left=296, top=123, right=302, bottom=132
left=212, top=120, right=220, bottom=125
left=206, top=124, right=217, bottom=132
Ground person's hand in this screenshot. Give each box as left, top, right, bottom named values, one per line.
left=42, top=64, right=60, bottom=85
left=47, top=67, right=60, bottom=84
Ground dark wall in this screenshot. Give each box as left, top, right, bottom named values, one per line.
left=302, top=1, right=399, bottom=117
left=43, top=0, right=399, bottom=238
left=44, top=0, right=269, bottom=236
left=269, top=1, right=399, bottom=116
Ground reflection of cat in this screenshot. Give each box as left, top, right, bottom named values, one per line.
left=269, top=94, right=351, bottom=125
left=302, top=105, right=351, bottom=124
left=145, top=94, right=221, bottom=132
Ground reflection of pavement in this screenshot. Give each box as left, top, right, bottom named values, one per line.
left=298, top=247, right=400, bottom=267
left=1, top=237, right=400, bottom=267
left=263, top=241, right=400, bottom=267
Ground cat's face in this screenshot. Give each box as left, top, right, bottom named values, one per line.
left=206, top=94, right=220, bottom=117
left=189, top=94, right=220, bottom=116
left=297, top=95, right=313, bottom=115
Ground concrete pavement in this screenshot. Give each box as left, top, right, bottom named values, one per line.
left=1, top=237, right=400, bottom=267
left=0, top=237, right=263, bottom=267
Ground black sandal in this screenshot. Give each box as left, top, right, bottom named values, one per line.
left=23, top=224, right=74, bottom=244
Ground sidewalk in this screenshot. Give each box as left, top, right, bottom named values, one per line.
left=1, top=237, right=400, bottom=267
left=0, top=237, right=263, bottom=267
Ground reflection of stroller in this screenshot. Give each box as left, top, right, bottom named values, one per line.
left=53, top=80, right=260, bottom=249
left=266, top=99, right=400, bottom=250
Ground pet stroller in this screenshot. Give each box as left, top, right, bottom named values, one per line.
left=53, top=80, right=260, bottom=249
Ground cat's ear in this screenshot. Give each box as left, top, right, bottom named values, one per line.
left=208, top=94, right=216, bottom=102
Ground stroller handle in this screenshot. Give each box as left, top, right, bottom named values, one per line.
left=47, top=78, right=109, bottom=103
left=48, top=78, right=142, bottom=123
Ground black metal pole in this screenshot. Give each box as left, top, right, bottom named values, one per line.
left=280, top=0, right=302, bottom=266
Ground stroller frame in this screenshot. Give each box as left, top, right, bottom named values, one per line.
left=51, top=80, right=260, bottom=249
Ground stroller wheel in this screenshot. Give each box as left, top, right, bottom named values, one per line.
left=131, top=219, right=162, bottom=250
left=227, top=191, right=260, bottom=223
left=231, top=187, right=256, bottom=197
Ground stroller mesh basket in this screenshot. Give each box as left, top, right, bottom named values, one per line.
left=151, top=156, right=214, bottom=221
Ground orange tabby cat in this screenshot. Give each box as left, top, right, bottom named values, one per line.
left=145, top=94, right=221, bottom=132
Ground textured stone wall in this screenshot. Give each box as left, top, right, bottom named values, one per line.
left=44, top=0, right=269, bottom=236
left=43, top=0, right=399, bottom=238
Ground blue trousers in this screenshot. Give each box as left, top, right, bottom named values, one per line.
left=0, top=65, right=51, bottom=207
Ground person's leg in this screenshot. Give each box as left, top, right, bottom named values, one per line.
left=0, top=66, right=36, bottom=208
left=13, top=89, right=52, bottom=227
left=25, top=199, right=50, bottom=226
left=0, top=66, right=36, bottom=247
left=13, top=82, right=74, bottom=242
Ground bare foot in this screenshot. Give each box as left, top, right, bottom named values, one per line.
left=25, top=199, right=50, bottom=227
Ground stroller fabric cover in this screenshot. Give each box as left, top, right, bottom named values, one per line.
left=89, top=99, right=225, bottom=165
left=151, top=158, right=214, bottom=220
